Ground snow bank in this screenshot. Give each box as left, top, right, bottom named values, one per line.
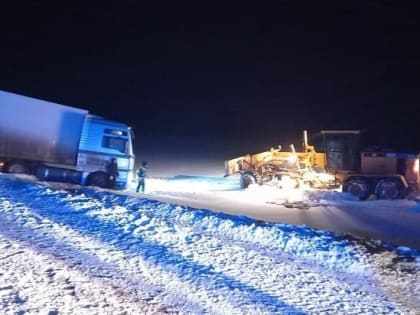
left=1, top=174, right=419, bottom=313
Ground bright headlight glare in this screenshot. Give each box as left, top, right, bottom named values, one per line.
left=318, top=173, right=335, bottom=182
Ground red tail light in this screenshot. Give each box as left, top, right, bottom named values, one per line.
left=414, top=159, right=419, bottom=173
left=405, top=158, right=419, bottom=186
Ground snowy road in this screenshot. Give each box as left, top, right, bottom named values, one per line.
left=1, top=174, right=419, bottom=314
left=141, top=176, right=420, bottom=249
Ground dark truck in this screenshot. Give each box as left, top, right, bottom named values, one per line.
left=322, top=130, right=419, bottom=200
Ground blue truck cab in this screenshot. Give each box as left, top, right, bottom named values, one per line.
left=77, top=116, right=135, bottom=189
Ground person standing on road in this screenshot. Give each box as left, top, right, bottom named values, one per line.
left=136, top=161, right=148, bottom=193
left=108, top=158, right=119, bottom=189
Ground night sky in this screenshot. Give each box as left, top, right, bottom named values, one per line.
left=1, top=2, right=419, bottom=175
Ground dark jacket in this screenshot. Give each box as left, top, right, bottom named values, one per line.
left=137, top=166, right=147, bottom=178
left=108, top=161, right=119, bottom=177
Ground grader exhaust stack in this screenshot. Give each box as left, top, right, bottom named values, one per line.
left=303, top=130, right=308, bottom=151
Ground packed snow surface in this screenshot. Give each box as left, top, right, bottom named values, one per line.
left=0, top=174, right=419, bottom=314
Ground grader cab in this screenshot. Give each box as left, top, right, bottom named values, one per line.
left=321, top=130, right=420, bottom=200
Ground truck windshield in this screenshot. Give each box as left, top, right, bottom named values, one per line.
left=102, top=136, right=127, bottom=154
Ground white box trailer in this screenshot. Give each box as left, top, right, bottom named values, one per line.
left=0, top=90, right=135, bottom=189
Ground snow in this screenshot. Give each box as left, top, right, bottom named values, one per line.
left=1, top=173, right=420, bottom=314
left=140, top=176, right=420, bottom=249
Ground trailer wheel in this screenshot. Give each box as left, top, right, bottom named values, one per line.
left=343, top=178, right=370, bottom=200
left=240, top=173, right=256, bottom=189
left=7, top=162, right=29, bottom=174
left=86, top=172, right=110, bottom=188
left=375, top=179, right=404, bottom=200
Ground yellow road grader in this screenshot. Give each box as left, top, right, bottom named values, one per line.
left=224, top=131, right=335, bottom=190
left=224, top=130, right=420, bottom=200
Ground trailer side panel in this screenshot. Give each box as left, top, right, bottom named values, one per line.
left=0, top=90, right=87, bottom=165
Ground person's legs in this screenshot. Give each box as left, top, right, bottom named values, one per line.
left=136, top=178, right=145, bottom=192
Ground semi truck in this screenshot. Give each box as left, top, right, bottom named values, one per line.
left=225, top=130, right=420, bottom=200
left=0, top=90, right=135, bottom=189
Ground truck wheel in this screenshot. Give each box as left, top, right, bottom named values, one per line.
left=240, top=173, right=256, bottom=189
left=375, top=179, right=403, bottom=200
left=86, top=172, right=110, bottom=188
left=8, top=162, right=29, bottom=174
left=343, top=178, right=370, bottom=200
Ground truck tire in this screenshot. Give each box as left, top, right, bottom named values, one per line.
left=375, top=179, right=404, bottom=200
left=8, top=162, right=29, bottom=174
left=343, top=178, right=370, bottom=201
left=240, top=172, right=256, bottom=189
left=86, top=172, right=110, bottom=188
